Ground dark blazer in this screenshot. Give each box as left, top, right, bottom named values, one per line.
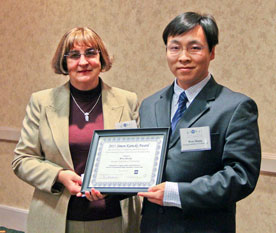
left=139, top=77, right=261, bottom=233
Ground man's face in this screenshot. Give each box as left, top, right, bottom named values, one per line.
left=166, top=25, right=215, bottom=90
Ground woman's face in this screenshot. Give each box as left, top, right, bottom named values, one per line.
left=66, top=43, right=101, bottom=90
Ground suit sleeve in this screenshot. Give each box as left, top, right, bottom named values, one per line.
left=12, top=94, right=64, bottom=194
left=178, top=98, right=261, bottom=212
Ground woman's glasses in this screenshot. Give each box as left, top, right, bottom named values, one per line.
left=65, top=48, right=100, bottom=60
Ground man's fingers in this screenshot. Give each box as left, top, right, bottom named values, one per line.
left=138, top=192, right=156, bottom=199
left=147, top=198, right=162, bottom=206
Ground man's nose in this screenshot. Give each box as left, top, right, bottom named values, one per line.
left=178, top=48, right=191, bottom=61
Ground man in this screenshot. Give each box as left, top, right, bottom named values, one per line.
left=138, top=12, right=261, bottom=233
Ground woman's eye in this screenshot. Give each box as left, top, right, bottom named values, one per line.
left=69, top=52, right=81, bottom=59
left=85, top=49, right=98, bottom=57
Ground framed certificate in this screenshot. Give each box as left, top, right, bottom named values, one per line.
left=81, top=128, right=170, bottom=194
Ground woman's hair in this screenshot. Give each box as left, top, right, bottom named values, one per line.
left=52, top=27, right=112, bottom=75
left=162, top=12, right=219, bottom=52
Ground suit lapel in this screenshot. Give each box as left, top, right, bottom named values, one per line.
left=155, top=85, right=174, bottom=128
left=101, top=82, right=124, bottom=129
left=45, top=82, right=73, bottom=169
left=169, top=77, right=218, bottom=148
left=44, top=81, right=125, bottom=169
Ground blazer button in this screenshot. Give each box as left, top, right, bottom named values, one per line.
left=158, top=207, right=164, bottom=214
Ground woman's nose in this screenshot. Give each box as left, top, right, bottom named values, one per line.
left=78, top=54, right=89, bottom=65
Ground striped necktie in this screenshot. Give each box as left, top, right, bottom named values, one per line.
left=171, top=91, right=188, bottom=132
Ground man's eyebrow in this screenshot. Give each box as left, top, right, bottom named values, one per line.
left=168, top=39, right=204, bottom=45
left=167, top=39, right=181, bottom=44
left=187, top=40, right=204, bottom=45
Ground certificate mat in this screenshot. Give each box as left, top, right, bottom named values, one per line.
left=81, top=128, right=170, bottom=193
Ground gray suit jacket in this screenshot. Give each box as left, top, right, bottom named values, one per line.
left=139, top=77, right=261, bottom=233
left=13, top=81, right=141, bottom=233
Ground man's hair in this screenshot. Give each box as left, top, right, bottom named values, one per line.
left=162, top=12, right=219, bottom=51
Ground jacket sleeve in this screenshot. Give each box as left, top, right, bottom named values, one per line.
left=12, top=94, right=64, bottom=194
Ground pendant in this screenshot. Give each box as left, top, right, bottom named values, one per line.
left=84, top=113, right=89, bottom=122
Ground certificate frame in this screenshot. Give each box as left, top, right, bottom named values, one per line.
left=81, top=128, right=170, bottom=194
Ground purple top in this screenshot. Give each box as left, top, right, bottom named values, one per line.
left=67, top=80, right=122, bottom=221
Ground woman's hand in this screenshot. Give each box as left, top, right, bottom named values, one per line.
left=76, top=188, right=107, bottom=201
left=58, top=170, right=106, bottom=201
left=57, top=170, right=82, bottom=195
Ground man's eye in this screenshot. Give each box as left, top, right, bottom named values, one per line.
left=168, top=45, right=180, bottom=51
left=190, top=46, right=202, bottom=51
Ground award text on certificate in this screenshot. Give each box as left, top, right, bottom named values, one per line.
left=89, top=135, right=164, bottom=188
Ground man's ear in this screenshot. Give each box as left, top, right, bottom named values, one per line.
left=210, top=46, right=215, bottom=60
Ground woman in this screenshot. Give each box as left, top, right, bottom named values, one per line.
left=12, top=27, right=141, bottom=233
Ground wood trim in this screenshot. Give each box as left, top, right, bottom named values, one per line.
left=0, top=127, right=20, bottom=142
left=260, top=170, right=276, bottom=177
left=0, top=126, right=275, bottom=173
left=261, top=152, right=276, bottom=174
left=0, top=205, right=27, bottom=232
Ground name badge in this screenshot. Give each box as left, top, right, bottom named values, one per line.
left=180, top=126, right=211, bottom=152
left=115, top=120, right=137, bottom=129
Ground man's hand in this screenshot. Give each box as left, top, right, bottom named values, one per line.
left=57, top=170, right=82, bottom=195
left=138, top=182, right=166, bottom=206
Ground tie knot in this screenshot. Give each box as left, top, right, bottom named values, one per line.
left=179, top=91, right=187, bottom=103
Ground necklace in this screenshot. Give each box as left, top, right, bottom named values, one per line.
left=70, top=92, right=102, bottom=122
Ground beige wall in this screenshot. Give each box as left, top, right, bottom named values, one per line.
left=1, top=0, right=275, bottom=232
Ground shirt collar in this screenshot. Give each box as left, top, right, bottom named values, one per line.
left=173, top=73, right=211, bottom=105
